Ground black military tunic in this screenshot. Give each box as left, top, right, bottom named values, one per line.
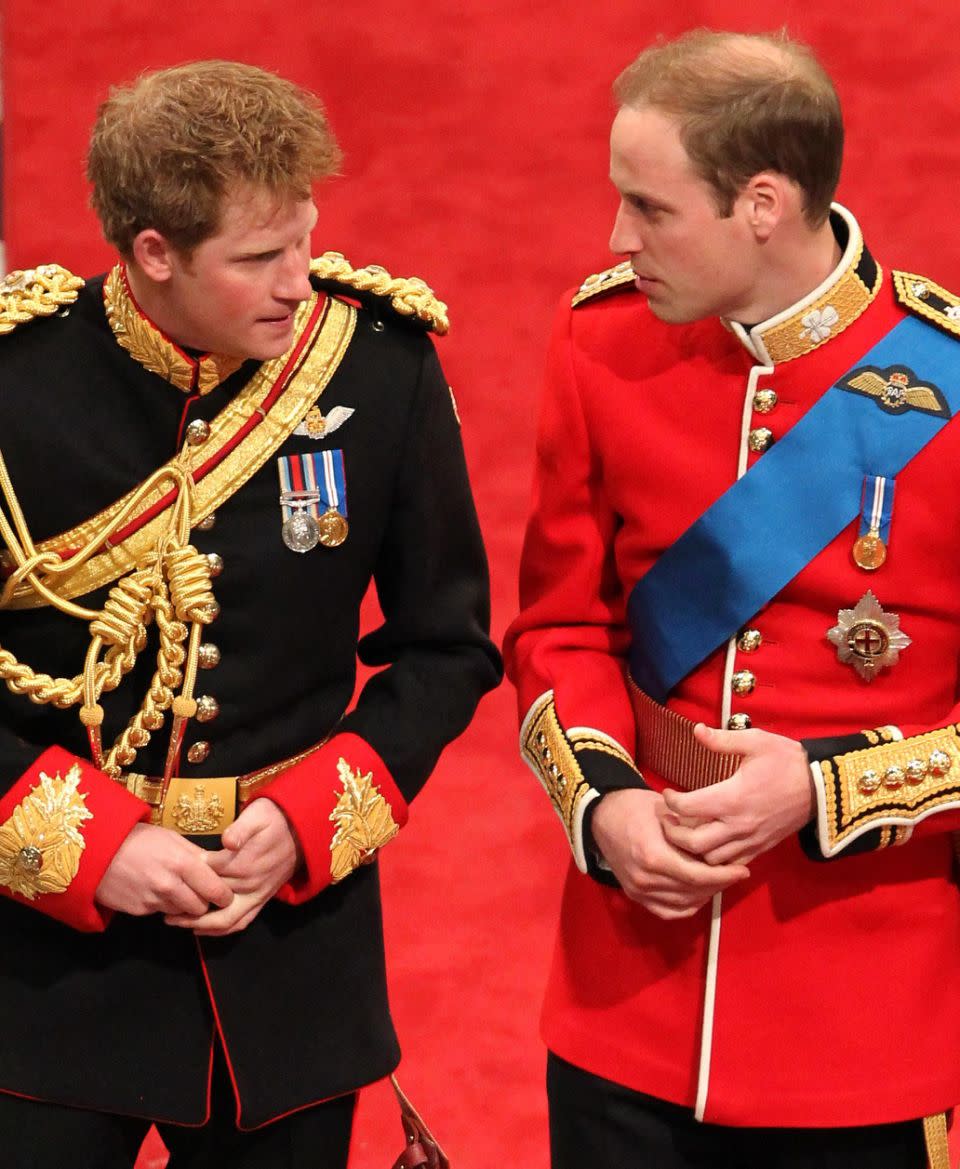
left=0, top=263, right=500, bottom=1126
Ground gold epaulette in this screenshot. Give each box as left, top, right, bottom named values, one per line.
left=892, top=270, right=960, bottom=340
left=0, top=265, right=85, bottom=336
left=310, top=252, right=449, bottom=335
left=571, top=260, right=636, bottom=308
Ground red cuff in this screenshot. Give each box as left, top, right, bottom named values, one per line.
left=253, top=733, right=409, bottom=904
left=0, top=745, right=152, bottom=932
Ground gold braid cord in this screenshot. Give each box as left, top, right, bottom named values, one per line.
left=0, top=446, right=217, bottom=782
left=0, top=265, right=85, bottom=335
left=310, top=252, right=449, bottom=335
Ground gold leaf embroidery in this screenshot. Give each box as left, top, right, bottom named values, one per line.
left=0, top=764, right=93, bottom=899
left=329, top=757, right=399, bottom=883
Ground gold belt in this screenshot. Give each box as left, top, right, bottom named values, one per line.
left=629, top=681, right=742, bottom=791
left=124, top=772, right=273, bottom=835
left=124, top=741, right=323, bottom=835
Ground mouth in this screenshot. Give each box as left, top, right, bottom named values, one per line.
left=633, top=273, right=660, bottom=294
left=259, top=311, right=295, bottom=328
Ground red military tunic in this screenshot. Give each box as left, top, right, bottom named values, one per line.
left=504, top=205, right=960, bottom=1127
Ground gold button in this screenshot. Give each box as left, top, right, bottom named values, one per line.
left=205, top=552, right=224, bottom=578
left=753, top=389, right=778, bottom=414
left=203, top=600, right=221, bottom=622
left=905, top=759, right=927, bottom=784
left=185, top=419, right=211, bottom=446
left=737, top=628, right=762, bottom=653
left=196, top=513, right=217, bottom=532
left=187, top=741, right=211, bottom=764
left=858, top=769, right=881, bottom=794
left=198, top=643, right=221, bottom=670
left=883, top=766, right=905, bottom=789
left=195, top=695, right=220, bottom=723
left=748, top=427, right=773, bottom=453
left=731, top=670, right=756, bottom=696
left=929, top=750, right=951, bottom=777
left=727, top=713, right=752, bottom=730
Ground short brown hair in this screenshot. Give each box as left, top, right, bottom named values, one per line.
left=614, top=30, right=842, bottom=226
left=88, top=60, right=342, bottom=255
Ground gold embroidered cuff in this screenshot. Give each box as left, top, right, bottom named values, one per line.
left=813, top=724, right=960, bottom=856
left=0, top=764, right=93, bottom=899
left=329, top=757, right=399, bottom=883
left=520, top=692, right=604, bottom=873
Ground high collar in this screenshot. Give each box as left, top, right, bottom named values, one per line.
left=103, top=264, right=243, bottom=395
left=726, top=204, right=882, bottom=366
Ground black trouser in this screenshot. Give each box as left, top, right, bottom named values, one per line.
left=0, top=1042, right=355, bottom=1169
left=547, top=1053, right=928, bottom=1169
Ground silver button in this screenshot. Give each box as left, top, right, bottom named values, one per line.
left=748, top=427, right=773, bottom=453
left=727, top=713, right=752, bottom=730
left=185, top=419, right=211, bottom=446
left=198, top=643, right=221, bottom=670
left=205, top=553, right=224, bottom=578
left=196, top=513, right=217, bottom=532
left=187, top=741, right=211, bottom=765
left=753, top=389, right=778, bottom=414
left=737, top=629, right=763, bottom=653
left=731, top=669, right=756, bottom=696
left=195, top=695, right=220, bottom=723
left=203, top=600, right=221, bottom=622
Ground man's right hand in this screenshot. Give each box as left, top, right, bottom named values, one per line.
left=590, top=788, right=750, bottom=920
left=95, top=823, right=235, bottom=917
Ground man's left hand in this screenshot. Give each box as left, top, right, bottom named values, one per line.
left=164, top=799, right=301, bottom=936
left=660, top=724, right=815, bottom=867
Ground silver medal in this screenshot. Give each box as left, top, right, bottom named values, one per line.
left=282, top=509, right=320, bottom=553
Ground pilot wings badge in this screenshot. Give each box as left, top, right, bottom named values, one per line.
left=294, top=405, right=355, bottom=440
left=839, top=365, right=951, bottom=418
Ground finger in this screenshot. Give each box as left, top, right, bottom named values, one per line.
left=181, top=858, right=235, bottom=908
left=654, top=843, right=749, bottom=888
left=662, top=817, right=740, bottom=857
left=704, top=842, right=759, bottom=867
left=160, top=879, right=211, bottom=918
left=166, top=892, right=260, bottom=933
left=193, top=902, right=264, bottom=937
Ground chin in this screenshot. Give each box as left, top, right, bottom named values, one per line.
left=646, top=298, right=709, bottom=326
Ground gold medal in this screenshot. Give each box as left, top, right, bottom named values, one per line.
left=852, top=530, right=886, bottom=571
left=318, top=508, right=349, bottom=547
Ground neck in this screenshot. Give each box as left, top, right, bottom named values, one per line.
left=123, top=261, right=200, bottom=353
left=733, top=218, right=843, bottom=327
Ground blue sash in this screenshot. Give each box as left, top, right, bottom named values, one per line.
left=628, top=316, right=960, bottom=701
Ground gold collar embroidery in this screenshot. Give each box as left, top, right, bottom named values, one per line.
left=728, top=204, right=883, bottom=366
left=103, top=264, right=243, bottom=394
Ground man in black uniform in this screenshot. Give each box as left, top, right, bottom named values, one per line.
left=0, top=60, right=500, bottom=1168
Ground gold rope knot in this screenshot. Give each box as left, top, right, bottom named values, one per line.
left=310, top=252, right=449, bottom=335
left=164, top=547, right=216, bottom=624
left=0, top=265, right=85, bottom=336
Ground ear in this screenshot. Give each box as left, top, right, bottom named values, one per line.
left=737, top=172, right=792, bottom=242
left=130, top=228, right=178, bottom=283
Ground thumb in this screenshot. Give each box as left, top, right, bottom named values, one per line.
left=693, top=721, right=751, bottom=758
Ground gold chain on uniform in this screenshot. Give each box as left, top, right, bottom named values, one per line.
left=0, top=447, right=217, bottom=785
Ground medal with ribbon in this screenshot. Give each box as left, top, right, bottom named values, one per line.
left=277, top=450, right=349, bottom=553
left=852, top=474, right=895, bottom=571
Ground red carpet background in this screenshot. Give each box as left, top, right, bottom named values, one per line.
left=4, top=3, right=960, bottom=1166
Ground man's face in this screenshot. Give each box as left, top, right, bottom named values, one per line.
left=609, top=105, right=760, bottom=325
left=162, top=187, right=318, bottom=360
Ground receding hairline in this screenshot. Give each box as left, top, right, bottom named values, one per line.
left=615, top=29, right=831, bottom=112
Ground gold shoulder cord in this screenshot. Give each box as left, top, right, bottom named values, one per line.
left=310, top=252, right=449, bottom=335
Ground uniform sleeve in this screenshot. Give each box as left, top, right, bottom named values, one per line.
left=254, top=337, right=502, bottom=902
left=800, top=713, right=960, bottom=859
left=503, top=300, right=646, bottom=875
left=0, top=731, right=152, bottom=931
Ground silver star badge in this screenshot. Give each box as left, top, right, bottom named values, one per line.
left=827, top=590, right=911, bottom=682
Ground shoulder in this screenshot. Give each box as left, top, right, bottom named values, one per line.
left=0, top=265, right=85, bottom=338
left=892, top=270, right=960, bottom=340
left=310, top=253, right=448, bottom=335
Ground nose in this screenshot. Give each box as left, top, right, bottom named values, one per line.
left=609, top=203, right=641, bottom=257
left=274, top=250, right=313, bottom=304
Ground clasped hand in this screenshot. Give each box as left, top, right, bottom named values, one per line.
left=96, top=799, right=300, bottom=937
left=591, top=724, right=814, bottom=920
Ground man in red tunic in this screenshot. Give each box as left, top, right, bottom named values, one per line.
left=506, top=29, right=960, bottom=1169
